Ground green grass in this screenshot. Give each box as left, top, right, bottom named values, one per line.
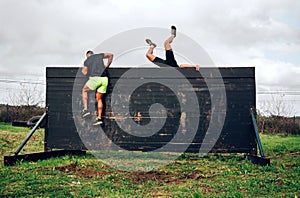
left=0, top=122, right=299, bottom=197
left=0, top=122, right=44, bottom=156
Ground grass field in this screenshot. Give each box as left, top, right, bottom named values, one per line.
left=0, top=122, right=299, bottom=197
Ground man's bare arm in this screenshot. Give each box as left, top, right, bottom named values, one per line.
left=179, top=64, right=200, bottom=71
left=82, top=66, right=88, bottom=75
left=103, top=53, right=114, bottom=68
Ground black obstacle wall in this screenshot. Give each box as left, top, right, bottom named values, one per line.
left=45, top=67, right=256, bottom=154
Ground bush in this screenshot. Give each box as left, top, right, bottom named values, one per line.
left=0, top=104, right=45, bottom=122
left=257, top=114, right=300, bottom=134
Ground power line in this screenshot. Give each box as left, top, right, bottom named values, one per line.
left=257, top=93, right=300, bottom=96
left=257, top=91, right=300, bottom=96
left=0, top=79, right=45, bottom=85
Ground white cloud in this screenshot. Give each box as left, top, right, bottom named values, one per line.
left=0, top=0, right=299, bottom=114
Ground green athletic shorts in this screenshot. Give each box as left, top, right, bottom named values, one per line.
left=86, top=76, right=108, bottom=93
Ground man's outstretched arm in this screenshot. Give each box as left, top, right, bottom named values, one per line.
left=179, top=64, right=200, bottom=71
left=104, top=53, right=114, bottom=68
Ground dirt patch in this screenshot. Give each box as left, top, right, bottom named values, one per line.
left=128, top=170, right=202, bottom=184
left=129, top=170, right=173, bottom=184
left=55, top=163, right=77, bottom=172
left=54, top=163, right=213, bottom=185
left=54, top=163, right=115, bottom=178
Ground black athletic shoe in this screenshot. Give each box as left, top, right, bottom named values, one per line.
left=93, top=117, right=103, bottom=126
left=82, top=109, right=91, bottom=118
left=145, top=39, right=157, bottom=47
left=171, top=25, right=176, bottom=37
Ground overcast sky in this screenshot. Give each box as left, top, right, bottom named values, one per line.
left=0, top=0, right=299, bottom=115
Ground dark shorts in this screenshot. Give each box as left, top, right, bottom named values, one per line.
left=152, top=50, right=179, bottom=67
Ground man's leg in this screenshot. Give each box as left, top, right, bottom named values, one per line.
left=93, top=77, right=108, bottom=125
left=145, top=39, right=157, bottom=62
left=164, top=35, right=175, bottom=51
left=96, top=92, right=104, bottom=119
left=145, top=38, right=168, bottom=67
left=146, top=45, right=156, bottom=62
left=93, top=92, right=104, bottom=125
left=164, top=35, right=180, bottom=67
left=82, top=84, right=91, bottom=117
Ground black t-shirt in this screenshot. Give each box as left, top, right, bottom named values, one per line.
left=84, top=53, right=109, bottom=77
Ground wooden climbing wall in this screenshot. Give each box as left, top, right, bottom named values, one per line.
left=45, top=67, right=256, bottom=154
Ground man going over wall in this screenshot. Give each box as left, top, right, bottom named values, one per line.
left=145, top=26, right=200, bottom=71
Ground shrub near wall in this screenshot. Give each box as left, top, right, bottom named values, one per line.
left=0, top=104, right=45, bottom=122
left=258, top=114, right=300, bottom=134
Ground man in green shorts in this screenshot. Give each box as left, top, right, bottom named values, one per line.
left=81, top=50, right=114, bottom=125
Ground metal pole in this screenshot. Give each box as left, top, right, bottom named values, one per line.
left=250, top=108, right=265, bottom=157
left=14, top=112, right=47, bottom=156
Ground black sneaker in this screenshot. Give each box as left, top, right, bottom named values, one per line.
left=171, top=25, right=176, bottom=37
left=145, top=39, right=157, bottom=47
left=82, top=109, right=91, bottom=118
left=93, top=117, right=103, bottom=126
